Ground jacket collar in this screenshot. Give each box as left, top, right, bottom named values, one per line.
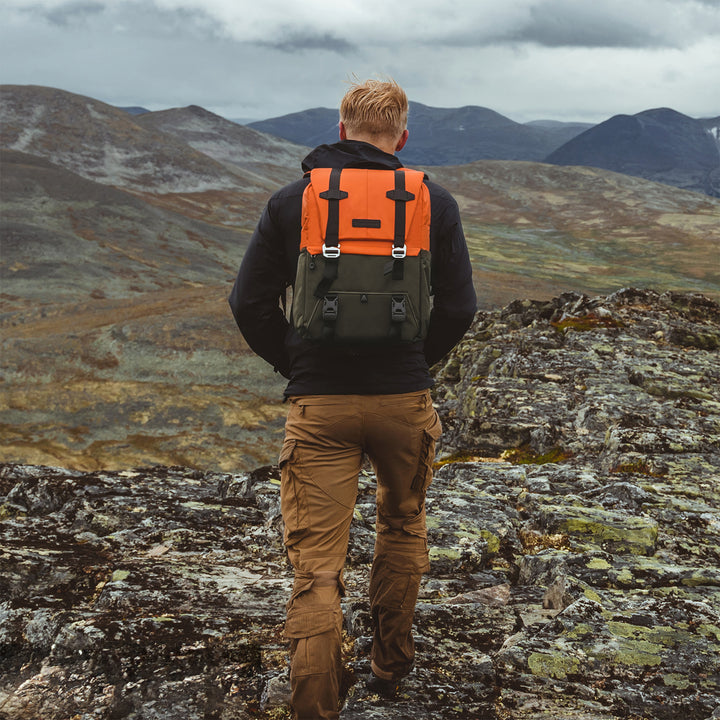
left=301, top=140, right=404, bottom=173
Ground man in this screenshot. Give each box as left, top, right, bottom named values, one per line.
left=229, top=78, right=476, bottom=719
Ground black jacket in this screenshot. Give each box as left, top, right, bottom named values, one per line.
left=229, top=140, right=477, bottom=396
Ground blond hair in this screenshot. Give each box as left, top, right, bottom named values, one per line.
left=339, top=78, right=408, bottom=140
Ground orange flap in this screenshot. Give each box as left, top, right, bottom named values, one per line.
left=301, top=168, right=430, bottom=256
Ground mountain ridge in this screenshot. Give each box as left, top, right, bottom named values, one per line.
left=247, top=100, right=594, bottom=166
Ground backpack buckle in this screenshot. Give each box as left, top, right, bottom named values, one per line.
left=322, top=295, right=339, bottom=321
left=322, top=244, right=341, bottom=258
left=391, top=244, right=407, bottom=259
left=391, top=295, right=406, bottom=323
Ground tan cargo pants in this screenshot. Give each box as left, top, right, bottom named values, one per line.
left=278, top=389, right=441, bottom=720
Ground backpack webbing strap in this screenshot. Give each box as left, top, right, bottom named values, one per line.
left=314, top=168, right=347, bottom=299
left=319, top=168, right=348, bottom=250
left=386, top=171, right=415, bottom=249
left=386, top=171, right=416, bottom=281
left=314, top=255, right=339, bottom=299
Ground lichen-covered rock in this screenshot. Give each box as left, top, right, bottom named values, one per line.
left=1, top=289, right=719, bottom=719
left=434, top=288, right=720, bottom=464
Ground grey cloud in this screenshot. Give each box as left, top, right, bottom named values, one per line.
left=43, top=1, right=106, bottom=27
left=515, top=0, right=720, bottom=48
left=510, top=5, right=663, bottom=48
left=415, top=0, right=719, bottom=50
left=23, top=1, right=223, bottom=40
left=256, top=29, right=357, bottom=54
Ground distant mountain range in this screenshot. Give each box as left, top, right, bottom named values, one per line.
left=247, top=102, right=594, bottom=165
left=248, top=103, right=720, bottom=197
left=119, top=98, right=720, bottom=197
left=1, top=83, right=719, bottom=472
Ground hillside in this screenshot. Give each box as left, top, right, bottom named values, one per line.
left=134, top=104, right=308, bottom=187
left=1, top=85, right=720, bottom=473
left=0, top=85, right=245, bottom=193
left=0, top=149, right=246, bottom=303
left=425, top=160, right=720, bottom=308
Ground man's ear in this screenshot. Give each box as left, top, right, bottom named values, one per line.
left=396, top=129, right=409, bottom=152
left=339, top=121, right=347, bottom=141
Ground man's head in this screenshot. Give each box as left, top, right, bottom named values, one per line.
left=339, top=78, right=409, bottom=154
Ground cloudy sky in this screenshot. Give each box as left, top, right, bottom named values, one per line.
left=1, top=0, right=719, bottom=124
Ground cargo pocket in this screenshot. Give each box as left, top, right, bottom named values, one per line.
left=370, top=565, right=414, bottom=609
left=284, top=604, right=341, bottom=640
left=285, top=607, right=342, bottom=677
left=284, top=577, right=340, bottom=640
left=410, top=411, right=442, bottom=492
left=279, top=439, right=309, bottom=546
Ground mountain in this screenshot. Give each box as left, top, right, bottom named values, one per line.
left=135, top=104, right=308, bottom=187
left=0, top=85, right=248, bottom=193
left=249, top=103, right=720, bottom=196
left=247, top=106, right=339, bottom=150
left=402, top=103, right=590, bottom=165
left=248, top=101, right=592, bottom=165
left=0, top=84, right=309, bottom=237
left=545, top=108, right=720, bottom=197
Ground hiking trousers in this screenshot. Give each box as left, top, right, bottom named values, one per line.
left=278, top=389, right=441, bottom=720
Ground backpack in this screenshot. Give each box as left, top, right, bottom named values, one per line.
left=291, top=167, right=431, bottom=344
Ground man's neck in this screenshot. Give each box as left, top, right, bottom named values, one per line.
left=339, top=121, right=407, bottom=156
left=346, top=134, right=397, bottom=155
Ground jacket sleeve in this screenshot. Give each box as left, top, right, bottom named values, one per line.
left=228, top=198, right=292, bottom=378
left=424, top=188, right=477, bottom=368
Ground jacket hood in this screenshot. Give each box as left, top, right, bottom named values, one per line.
left=301, top=140, right=404, bottom=173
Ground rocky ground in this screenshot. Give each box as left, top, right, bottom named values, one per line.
left=1, top=288, right=719, bottom=719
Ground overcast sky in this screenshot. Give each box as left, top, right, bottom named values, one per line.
left=1, top=0, right=719, bottom=124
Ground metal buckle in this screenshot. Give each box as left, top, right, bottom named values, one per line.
left=322, top=244, right=341, bottom=258
left=391, top=244, right=407, bottom=259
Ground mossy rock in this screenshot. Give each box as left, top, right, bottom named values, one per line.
left=535, top=504, right=659, bottom=556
